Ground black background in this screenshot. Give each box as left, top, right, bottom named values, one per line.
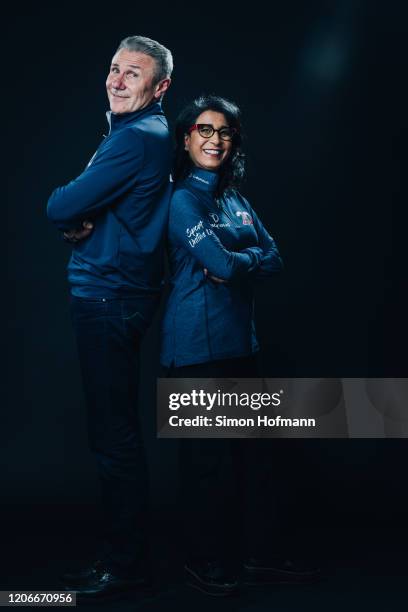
left=4, top=0, right=408, bottom=598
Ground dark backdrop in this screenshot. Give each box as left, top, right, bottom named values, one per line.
left=4, top=0, right=408, bottom=576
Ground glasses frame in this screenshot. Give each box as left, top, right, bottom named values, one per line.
left=188, top=123, right=237, bottom=141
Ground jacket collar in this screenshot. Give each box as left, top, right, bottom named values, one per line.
left=106, top=101, right=163, bottom=134
left=184, top=167, right=219, bottom=194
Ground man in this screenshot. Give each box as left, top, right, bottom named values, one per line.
left=47, top=35, right=173, bottom=599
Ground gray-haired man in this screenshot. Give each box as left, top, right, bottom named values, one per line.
left=47, top=36, right=173, bottom=599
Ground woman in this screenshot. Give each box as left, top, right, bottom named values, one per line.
left=161, top=95, right=283, bottom=374
left=161, top=96, right=283, bottom=595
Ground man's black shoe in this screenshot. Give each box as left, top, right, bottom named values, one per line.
left=60, top=560, right=148, bottom=600
left=185, top=560, right=239, bottom=597
left=61, top=559, right=106, bottom=587
left=243, top=556, right=321, bottom=585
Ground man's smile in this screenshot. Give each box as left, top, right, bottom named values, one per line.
left=111, top=91, right=130, bottom=98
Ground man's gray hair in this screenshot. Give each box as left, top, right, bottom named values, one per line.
left=116, top=35, right=173, bottom=82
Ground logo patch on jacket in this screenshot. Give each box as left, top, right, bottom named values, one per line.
left=236, top=211, right=253, bottom=225
left=208, top=212, right=230, bottom=228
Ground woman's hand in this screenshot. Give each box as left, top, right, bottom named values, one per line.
left=203, top=268, right=227, bottom=284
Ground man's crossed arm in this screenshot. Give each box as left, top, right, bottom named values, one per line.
left=63, top=220, right=94, bottom=243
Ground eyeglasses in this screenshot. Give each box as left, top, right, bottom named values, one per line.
left=188, top=124, right=237, bottom=141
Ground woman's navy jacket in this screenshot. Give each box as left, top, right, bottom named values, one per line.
left=160, top=168, right=283, bottom=367
left=47, top=102, right=172, bottom=328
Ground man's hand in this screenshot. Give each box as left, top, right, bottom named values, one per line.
left=63, top=220, right=94, bottom=243
left=203, top=268, right=227, bottom=284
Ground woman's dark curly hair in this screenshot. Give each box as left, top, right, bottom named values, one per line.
left=173, top=95, right=245, bottom=198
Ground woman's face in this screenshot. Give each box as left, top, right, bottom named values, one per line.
left=184, top=110, right=233, bottom=172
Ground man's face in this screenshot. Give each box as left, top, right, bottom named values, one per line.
left=106, top=49, right=170, bottom=114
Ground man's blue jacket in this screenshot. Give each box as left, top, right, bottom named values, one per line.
left=47, top=101, right=172, bottom=327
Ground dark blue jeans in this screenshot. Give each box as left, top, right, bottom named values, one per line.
left=70, top=295, right=150, bottom=576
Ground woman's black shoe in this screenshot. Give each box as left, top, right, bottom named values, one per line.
left=243, top=556, right=321, bottom=585
left=185, top=560, right=239, bottom=596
